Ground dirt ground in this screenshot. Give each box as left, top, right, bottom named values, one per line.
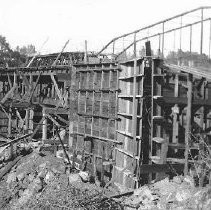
left=1, top=149, right=211, bottom=210
left=0, top=150, right=122, bottom=210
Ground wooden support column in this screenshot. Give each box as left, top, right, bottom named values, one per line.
left=42, top=108, right=47, bottom=142
left=25, top=109, right=29, bottom=134
left=8, top=107, right=12, bottom=137
left=84, top=40, right=88, bottom=63
left=172, top=74, right=179, bottom=144
left=69, top=66, right=76, bottom=152
left=184, top=73, right=192, bottom=176
left=29, top=109, right=34, bottom=133
left=8, top=107, right=13, bottom=159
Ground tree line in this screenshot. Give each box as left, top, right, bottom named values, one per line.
left=0, top=35, right=36, bottom=67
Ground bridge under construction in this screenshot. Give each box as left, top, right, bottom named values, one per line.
left=1, top=6, right=211, bottom=190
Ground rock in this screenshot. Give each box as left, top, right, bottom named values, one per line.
left=31, top=177, right=43, bottom=192
left=38, top=162, right=47, bottom=171
left=17, top=172, right=25, bottom=181
left=183, top=176, right=195, bottom=187
left=56, top=150, right=64, bottom=159
left=37, top=168, right=47, bottom=178
left=44, top=171, right=55, bottom=184
left=20, top=177, right=30, bottom=189
left=18, top=189, right=24, bottom=197
left=173, top=176, right=182, bottom=184
left=51, top=164, right=65, bottom=174
left=7, top=172, right=17, bottom=185
left=18, top=188, right=34, bottom=206
left=79, top=171, right=89, bottom=182
left=175, top=189, right=191, bottom=202
left=28, top=173, right=36, bottom=182
left=68, top=173, right=80, bottom=183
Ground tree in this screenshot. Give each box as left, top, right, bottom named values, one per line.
left=17, top=44, right=36, bottom=56
left=166, top=49, right=211, bottom=68
left=0, top=35, right=36, bottom=67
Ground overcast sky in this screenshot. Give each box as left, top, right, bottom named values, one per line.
left=0, top=0, right=210, bottom=54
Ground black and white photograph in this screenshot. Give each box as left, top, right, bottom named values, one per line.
left=0, top=0, right=211, bottom=209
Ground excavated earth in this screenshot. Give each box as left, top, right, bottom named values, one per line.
left=1, top=149, right=211, bottom=209
left=0, top=150, right=122, bottom=210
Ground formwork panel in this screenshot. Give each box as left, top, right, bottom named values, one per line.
left=70, top=62, right=120, bottom=182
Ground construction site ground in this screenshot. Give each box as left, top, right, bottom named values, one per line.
left=0, top=145, right=211, bottom=210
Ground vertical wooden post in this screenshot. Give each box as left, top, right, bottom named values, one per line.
left=132, top=33, right=138, bottom=156
left=29, top=109, right=34, bottom=133
left=42, top=107, right=47, bottom=142
left=69, top=66, right=76, bottom=151
left=84, top=40, right=88, bottom=64
left=8, top=107, right=13, bottom=159
left=184, top=73, right=192, bottom=176
left=25, top=109, right=29, bottom=134
left=132, top=33, right=138, bottom=187
left=172, top=74, right=179, bottom=144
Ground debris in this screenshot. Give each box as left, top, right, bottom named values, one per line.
left=79, top=171, right=89, bottom=182
left=0, top=156, right=22, bottom=180
left=68, top=173, right=80, bottom=183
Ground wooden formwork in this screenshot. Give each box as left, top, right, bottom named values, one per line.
left=68, top=62, right=120, bottom=183
left=1, top=54, right=211, bottom=189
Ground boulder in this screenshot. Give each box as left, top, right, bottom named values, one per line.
left=17, top=172, right=25, bottom=182
left=68, top=173, right=80, bottom=183
left=7, top=172, right=17, bottom=185
left=79, top=171, right=89, bottom=182
left=51, top=163, right=65, bottom=174
left=44, top=171, right=55, bottom=184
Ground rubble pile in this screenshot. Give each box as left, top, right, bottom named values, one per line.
left=0, top=151, right=122, bottom=209
left=4, top=151, right=66, bottom=209
left=122, top=176, right=211, bottom=210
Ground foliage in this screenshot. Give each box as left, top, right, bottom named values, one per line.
left=166, top=49, right=211, bottom=68
left=16, top=44, right=36, bottom=56
left=0, top=35, right=36, bottom=67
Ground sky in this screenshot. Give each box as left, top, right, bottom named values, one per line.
left=0, top=0, right=210, bottom=54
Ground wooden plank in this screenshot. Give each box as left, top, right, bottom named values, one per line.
left=56, top=73, right=71, bottom=81
left=50, top=73, right=63, bottom=101
left=0, top=134, right=32, bottom=147
left=0, top=156, right=22, bottom=180
left=172, top=74, right=179, bottom=144
left=184, top=73, right=192, bottom=175
left=0, top=84, right=17, bottom=104
left=138, top=163, right=184, bottom=174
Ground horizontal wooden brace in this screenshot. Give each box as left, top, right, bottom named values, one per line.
left=76, top=67, right=120, bottom=72
left=139, top=163, right=184, bottom=174
left=72, top=132, right=122, bottom=144
left=77, top=88, right=120, bottom=92
left=0, top=134, right=32, bottom=147
left=119, top=74, right=144, bottom=80
left=77, top=112, right=118, bottom=120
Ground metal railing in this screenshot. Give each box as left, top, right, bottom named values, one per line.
left=97, top=6, right=211, bottom=60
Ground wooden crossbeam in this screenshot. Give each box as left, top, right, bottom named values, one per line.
left=52, top=40, right=69, bottom=66
left=50, top=73, right=63, bottom=101
left=0, top=84, right=17, bottom=104
left=7, top=73, right=12, bottom=89
left=0, top=134, right=32, bottom=147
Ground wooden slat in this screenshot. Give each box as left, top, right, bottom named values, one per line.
left=184, top=73, right=192, bottom=175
